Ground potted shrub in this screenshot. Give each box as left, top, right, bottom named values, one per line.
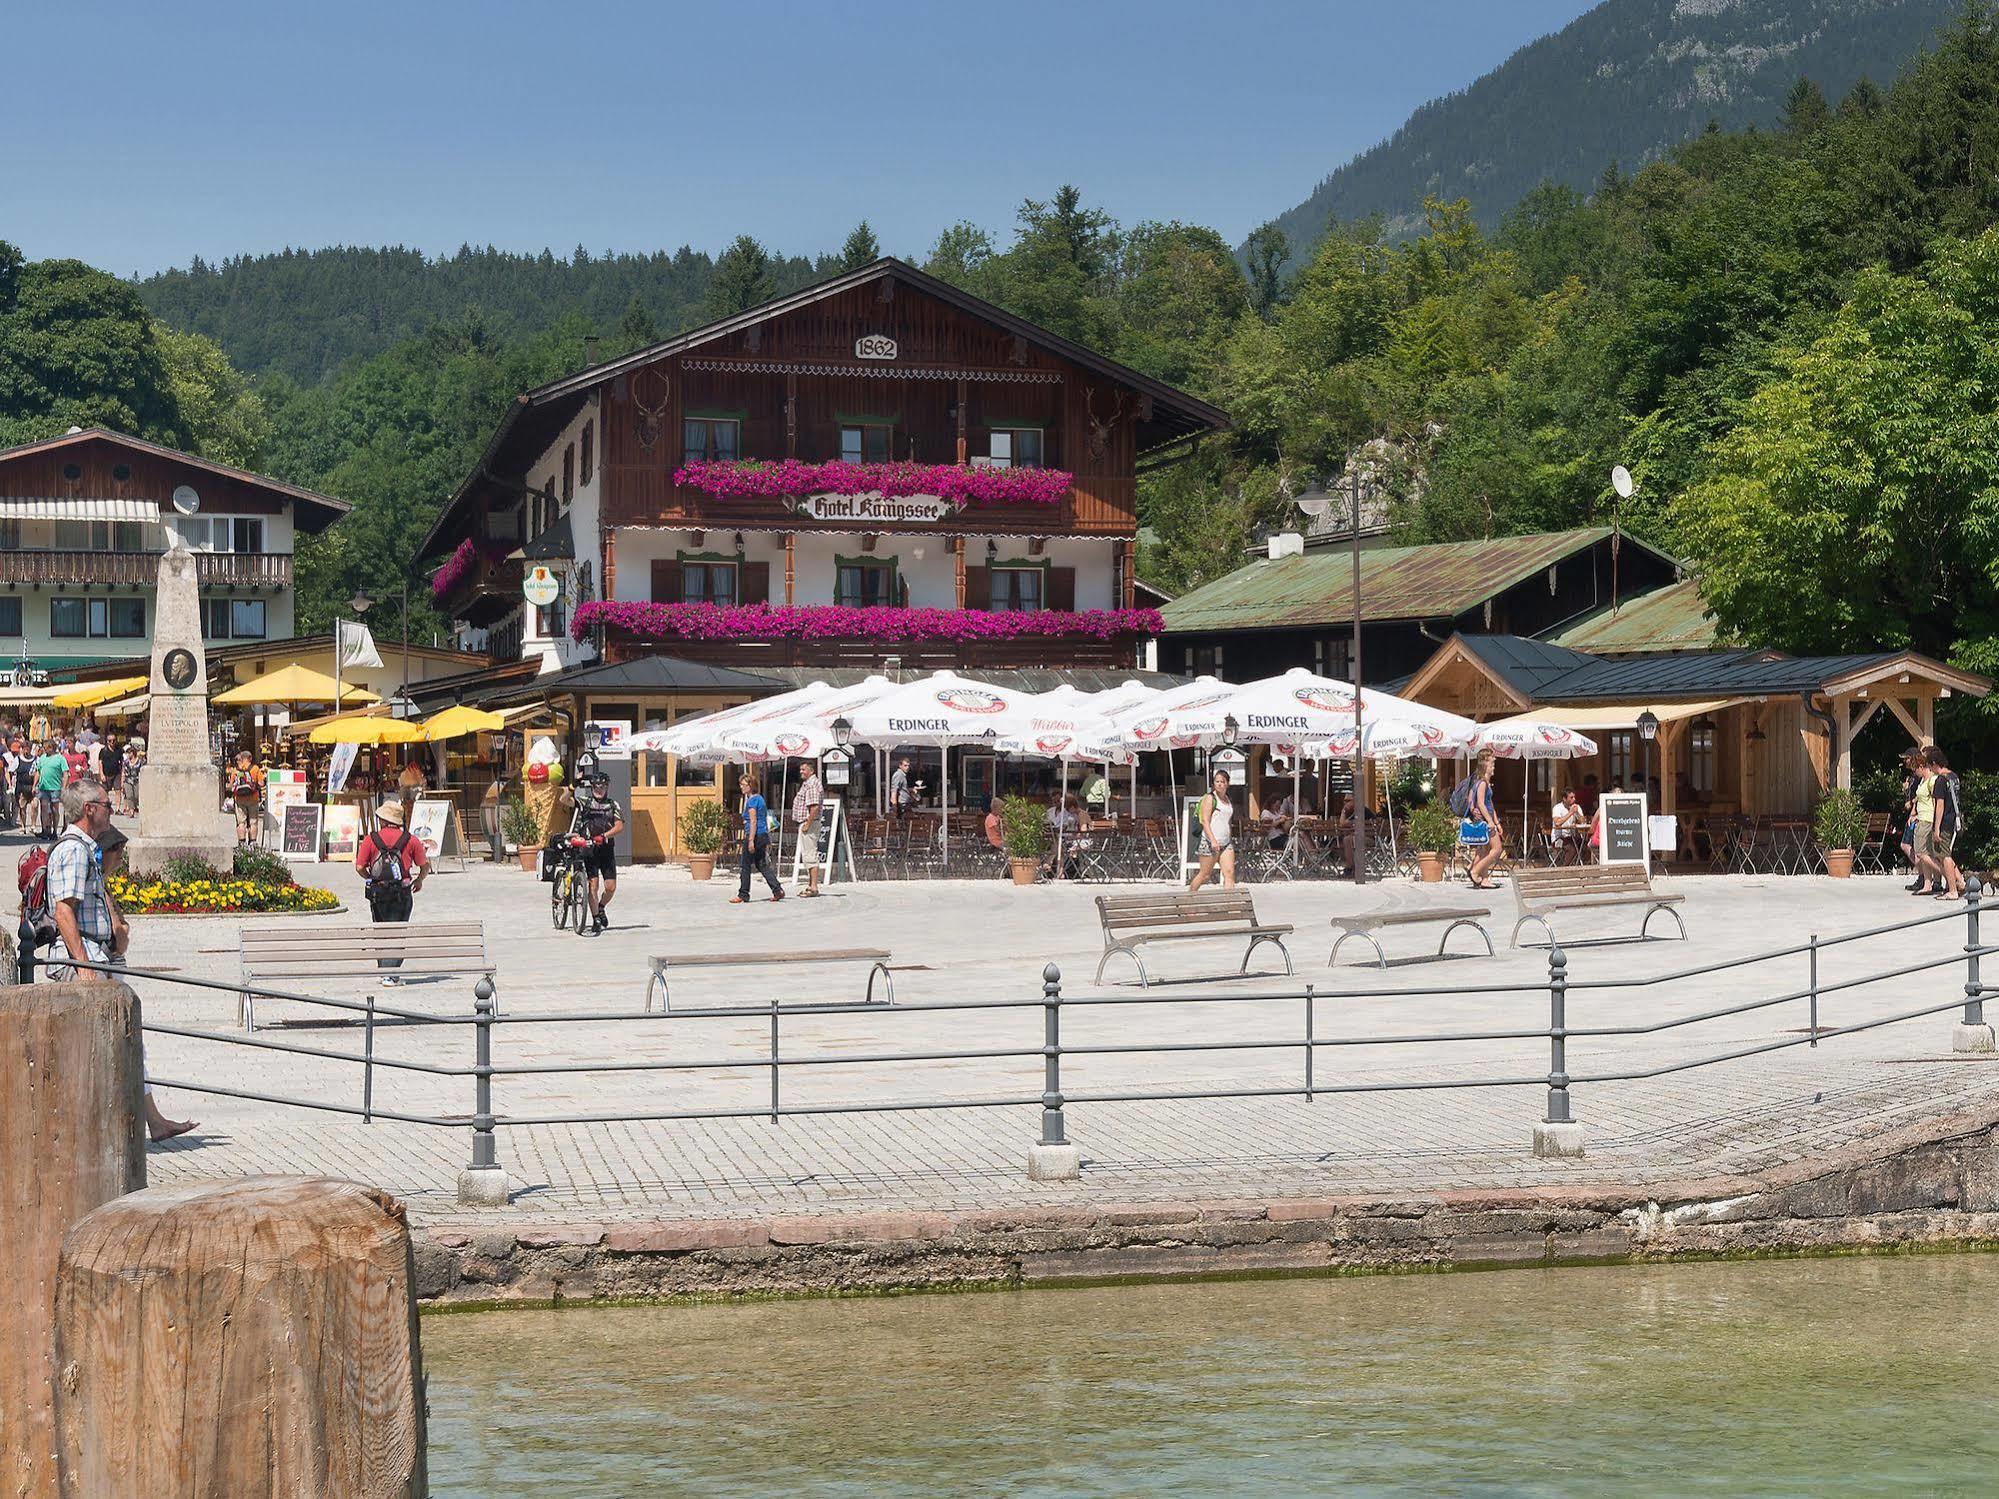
left=502, top=795, right=542, bottom=872
left=679, top=798, right=731, bottom=881
left=1813, top=788, right=1868, bottom=879
left=1407, top=802, right=1460, bottom=883
left=995, top=794, right=1051, bottom=886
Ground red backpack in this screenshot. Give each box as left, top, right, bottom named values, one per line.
left=18, top=843, right=51, bottom=931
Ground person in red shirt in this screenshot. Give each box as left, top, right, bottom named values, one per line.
left=62, top=737, right=87, bottom=784
left=353, top=799, right=429, bottom=985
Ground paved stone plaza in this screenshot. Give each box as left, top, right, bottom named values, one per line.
left=94, top=837, right=1999, bottom=1229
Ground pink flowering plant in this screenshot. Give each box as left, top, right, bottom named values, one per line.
left=674, top=458, right=1073, bottom=508
left=430, top=538, right=512, bottom=602
left=573, top=600, right=1162, bottom=644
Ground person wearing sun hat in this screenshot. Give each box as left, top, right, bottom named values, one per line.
left=354, top=797, right=428, bottom=984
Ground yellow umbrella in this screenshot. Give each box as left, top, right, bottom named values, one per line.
left=307, top=715, right=426, bottom=745
left=422, top=705, right=507, bottom=741
left=212, top=662, right=380, bottom=707
left=54, top=675, right=149, bottom=711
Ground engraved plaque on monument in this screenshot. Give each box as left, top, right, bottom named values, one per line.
left=129, top=539, right=235, bottom=876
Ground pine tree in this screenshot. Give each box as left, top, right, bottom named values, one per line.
left=1781, top=76, right=1833, bottom=137
left=703, top=236, right=775, bottom=318
left=1243, top=222, right=1289, bottom=317
left=839, top=220, right=881, bottom=271
left=618, top=294, right=659, bottom=351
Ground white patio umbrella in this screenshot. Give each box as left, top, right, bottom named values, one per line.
left=1472, top=717, right=1600, bottom=862
left=843, top=671, right=1048, bottom=865
left=629, top=680, right=835, bottom=758
left=992, top=688, right=1148, bottom=875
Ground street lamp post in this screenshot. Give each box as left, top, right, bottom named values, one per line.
left=1349, top=465, right=1366, bottom=885
left=1638, top=708, right=1659, bottom=804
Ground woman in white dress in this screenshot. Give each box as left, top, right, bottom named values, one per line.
left=1188, top=767, right=1237, bottom=891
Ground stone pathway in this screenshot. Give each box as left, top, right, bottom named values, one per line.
left=107, top=845, right=1998, bottom=1228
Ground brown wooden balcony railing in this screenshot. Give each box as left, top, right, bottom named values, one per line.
left=0, top=550, right=292, bottom=588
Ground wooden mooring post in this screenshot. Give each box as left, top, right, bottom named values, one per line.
left=53, top=1176, right=429, bottom=1497
left=0, top=980, right=145, bottom=1496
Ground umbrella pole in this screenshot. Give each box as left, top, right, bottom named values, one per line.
left=1129, top=761, right=1136, bottom=822
left=1058, top=759, right=1068, bottom=879
left=1384, top=766, right=1397, bottom=870
left=778, top=757, right=789, bottom=871
left=941, top=744, right=950, bottom=867
left=1290, top=753, right=1301, bottom=871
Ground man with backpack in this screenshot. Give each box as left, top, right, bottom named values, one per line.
left=39, top=777, right=115, bottom=983
left=353, top=798, right=428, bottom=984
left=31, top=739, right=66, bottom=840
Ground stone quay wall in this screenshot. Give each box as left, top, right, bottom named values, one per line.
left=410, top=1104, right=1999, bottom=1307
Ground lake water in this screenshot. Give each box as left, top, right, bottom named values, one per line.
left=423, top=1254, right=1999, bottom=1495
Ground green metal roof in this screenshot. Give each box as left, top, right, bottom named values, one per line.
left=1159, top=528, right=1647, bottom=635
left=1544, top=579, right=1718, bottom=654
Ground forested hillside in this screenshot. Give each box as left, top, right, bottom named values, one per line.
left=136, top=242, right=834, bottom=385
left=1258, top=0, right=1958, bottom=259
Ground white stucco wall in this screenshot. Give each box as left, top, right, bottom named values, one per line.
left=513, top=398, right=602, bottom=671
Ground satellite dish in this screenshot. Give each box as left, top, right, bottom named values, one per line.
left=1610, top=465, right=1635, bottom=500
left=172, top=485, right=201, bottom=516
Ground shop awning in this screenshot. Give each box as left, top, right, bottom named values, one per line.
left=1494, top=698, right=1742, bottom=733
left=53, top=675, right=149, bottom=711
left=94, top=692, right=149, bottom=718
left=0, top=498, right=163, bottom=524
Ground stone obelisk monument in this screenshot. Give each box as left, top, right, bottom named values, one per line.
left=129, top=539, right=234, bottom=877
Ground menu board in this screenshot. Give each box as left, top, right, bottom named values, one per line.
left=1599, top=793, right=1649, bottom=871
left=408, top=798, right=453, bottom=861
left=281, top=803, right=324, bottom=861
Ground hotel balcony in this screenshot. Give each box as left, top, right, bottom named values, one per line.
left=0, top=549, right=292, bottom=589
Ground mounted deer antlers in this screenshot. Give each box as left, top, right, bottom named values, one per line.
left=632, top=367, right=669, bottom=450
left=1084, top=386, right=1129, bottom=461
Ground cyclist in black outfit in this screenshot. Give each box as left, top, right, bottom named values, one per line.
left=560, top=772, right=624, bottom=935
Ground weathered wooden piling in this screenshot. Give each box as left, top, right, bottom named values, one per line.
left=0, top=980, right=145, bottom=1497
left=53, top=1176, right=428, bottom=1498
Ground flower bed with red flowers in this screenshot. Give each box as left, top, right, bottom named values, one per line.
left=673, top=458, right=1073, bottom=507
left=572, top=600, right=1162, bottom=644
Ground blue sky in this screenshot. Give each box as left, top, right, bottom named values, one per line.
left=9, top=1, right=1597, bottom=276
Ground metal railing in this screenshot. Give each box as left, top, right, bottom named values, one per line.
left=36, top=890, right=1999, bottom=1204
left=0, top=548, right=291, bottom=588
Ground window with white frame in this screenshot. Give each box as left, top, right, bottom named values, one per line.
left=835, top=559, right=895, bottom=608
left=1607, top=730, right=1635, bottom=788
left=52, top=596, right=145, bottom=639
left=986, top=428, right=1044, bottom=469
left=56, top=520, right=151, bottom=552
left=681, top=561, right=737, bottom=605
left=174, top=517, right=264, bottom=553
left=1690, top=724, right=1717, bottom=793
left=200, top=597, right=268, bottom=640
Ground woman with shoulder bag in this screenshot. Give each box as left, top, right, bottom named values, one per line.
left=1465, top=750, right=1503, bottom=889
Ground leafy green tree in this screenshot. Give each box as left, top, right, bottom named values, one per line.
left=1115, top=222, right=1248, bottom=388
left=922, top=223, right=996, bottom=290
left=1678, top=229, right=1999, bottom=667
left=155, top=326, right=268, bottom=468
left=839, top=220, right=881, bottom=271
left=702, top=236, right=776, bottom=318
left=0, top=249, right=186, bottom=448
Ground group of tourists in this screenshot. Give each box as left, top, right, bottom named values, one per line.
left=1901, top=744, right=1966, bottom=899
left=731, top=761, right=826, bottom=903
left=0, top=719, right=142, bottom=840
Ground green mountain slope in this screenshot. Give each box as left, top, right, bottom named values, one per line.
left=1262, top=0, right=1960, bottom=258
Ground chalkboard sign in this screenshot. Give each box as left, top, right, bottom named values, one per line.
left=281, top=803, right=324, bottom=861
left=1599, top=793, right=1649, bottom=872
left=790, top=796, right=854, bottom=883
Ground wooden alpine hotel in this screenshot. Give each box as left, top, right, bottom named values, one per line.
left=419, top=257, right=1227, bottom=679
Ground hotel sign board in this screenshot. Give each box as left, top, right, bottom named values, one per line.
left=797, top=492, right=953, bottom=524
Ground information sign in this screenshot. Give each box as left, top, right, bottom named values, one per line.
left=281, top=804, right=324, bottom=861
left=1599, top=793, right=1650, bottom=872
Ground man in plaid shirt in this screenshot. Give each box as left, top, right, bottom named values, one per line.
left=47, top=777, right=116, bottom=982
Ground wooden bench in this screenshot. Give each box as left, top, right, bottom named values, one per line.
left=1094, top=890, right=1293, bottom=987
left=1510, top=865, right=1686, bottom=949
left=1329, top=905, right=1493, bottom=969
left=645, top=948, right=895, bottom=1014
left=238, top=923, right=496, bottom=1032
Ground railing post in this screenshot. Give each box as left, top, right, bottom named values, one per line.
left=1304, top=982, right=1315, bottom=1102
left=1027, top=962, right=1080, bottom=1181
left=362, top=993, right=377, bottom=1124
left=769, top=995, right=780, bottom=1123
left=1956, top=885, right=1994, bottom=1053
left=1532, top=945, right=1584, bottom=1157
left=16, top=932, right=34, bottom=985
left=457, top=979, right=508, bottom=1206
left=1808, top=935, right=1819, bottom=1048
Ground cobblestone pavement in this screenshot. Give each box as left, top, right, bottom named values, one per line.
left=100, top=841, right=1999, bottom=1226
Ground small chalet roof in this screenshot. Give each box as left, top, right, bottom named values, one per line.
left=516, top=510, right=573, bottom=562
left=1160, top=529, right=1673, bottom=635
left=0, top=428, right=351, bottom=533
left=1544, top=579, right=1719, bottom=654
left=420, top=257, right=1230, bottom=563
left=1406, top=633, right=1990, bottom=710
left=526, top=655, right=785, bottom=698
